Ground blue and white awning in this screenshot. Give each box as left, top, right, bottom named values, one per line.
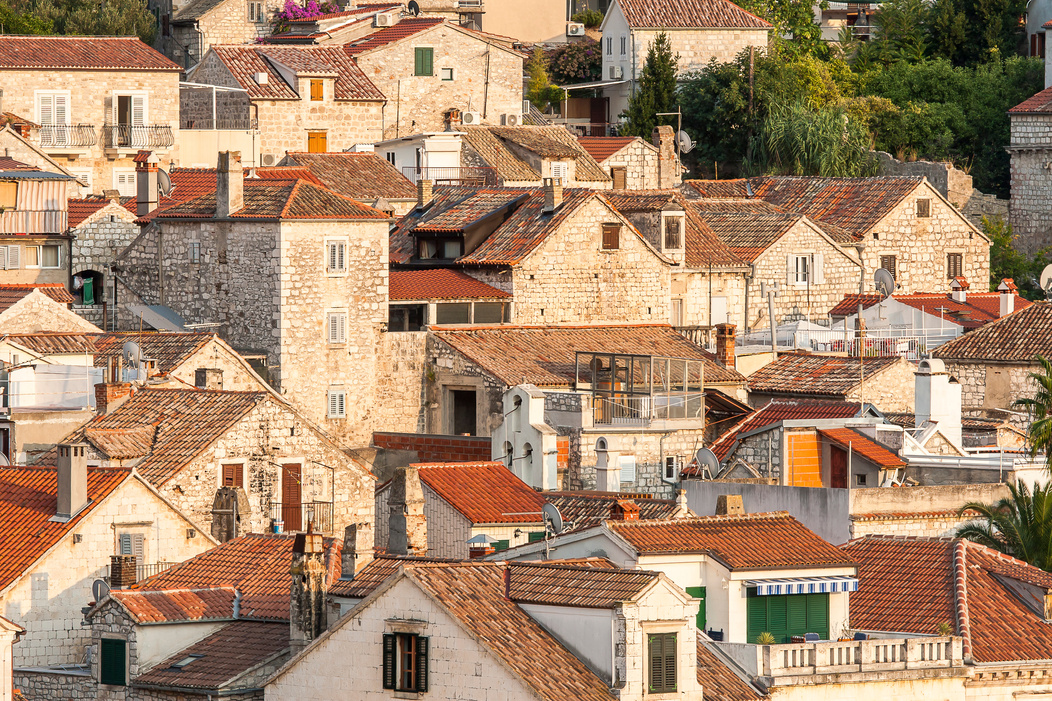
left=745, top=577, right=859, bottom=596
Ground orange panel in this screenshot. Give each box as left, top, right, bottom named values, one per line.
left=787, top=433, right=822, bottom=488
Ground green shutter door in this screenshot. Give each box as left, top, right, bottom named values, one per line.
left=493, top=539, right=509, bottom=551
left=528, top=531, right=545, bottom=542
left=806, top=593, right=829, bottom=639
left=747, top=590, right=767, bottom=643
left=415, top=47, right=433, bottom=76
left=748, top=591, right=830, bottom=643
left=787, top=595, right=808, bottom=638
left=685, top=586, right=706, bottom=630
left=99, top=638, right=126, bottom=686
left=768, top=595, right=789, bottom=642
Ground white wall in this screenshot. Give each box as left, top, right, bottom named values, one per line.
left=518, top=604, right=614, bottom=682
left=135, top=621, right=225, bottom=671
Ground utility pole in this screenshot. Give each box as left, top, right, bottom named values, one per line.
left=761, top=281, right=779, bottom=361
left=655, top=106, right=682, bottom=161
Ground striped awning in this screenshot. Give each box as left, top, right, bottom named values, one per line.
left=745, top=577, right=859, bottom=596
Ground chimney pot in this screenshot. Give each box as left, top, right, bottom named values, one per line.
left=542, top=177, right=563, bottom=213
left=110, top=554, right=137, bottom=589
left=998, top=278, right=1017, bottom=317
left=216, top=151, right=244, bottom=218
left=95, top=382, right=133, bottom=415
left=340, top=523, right=372, bottom=579
left=469, top=544, right=495, bottom=559
left=416, top=179, right=434, bottom=211
left=57, top=442, right=89, bottom=520
left=950, top=277, right=968, bottom=304
left=610, top=499, right=640, bottom=521
left=194, top=368, right=224, bottom=391
left=715, top=323, right=736, bottom=370
left=715, top=494, right=744, bottom=516
left=652, top=125, right=679, bottom=188
left=136, top=157, right=159, bottom=217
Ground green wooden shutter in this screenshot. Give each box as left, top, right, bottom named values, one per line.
left=415, top=636, right=429, bottom=692
left=648, top=634, right=663, bottom=693
left=99, top=638, right=126, bottom=686
left=747, top=590, right=767, bottom=643
left=494, top=539, right=510, bottom=551
left=787, top=595, right=808, bottom=638
left=415, top=47, right=433, bottom=76
left=382, top=634, right=395, bottom=689
left=528, top=531, right=545, bottom=542
left=806, top=594, right=829, bottom=639
left=663, top=633, right=677, bottom=691
left=768, top=595, right=788, bottom=642
left=685, top=586, right=706, bottom=630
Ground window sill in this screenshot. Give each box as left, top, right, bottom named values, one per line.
left=393, top=692, right=420, bottom=700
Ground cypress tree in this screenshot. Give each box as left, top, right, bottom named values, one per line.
left=622, top=32, right=679, bottom=137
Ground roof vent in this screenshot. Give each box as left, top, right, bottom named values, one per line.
left=254, top=72, right=269, bottom=85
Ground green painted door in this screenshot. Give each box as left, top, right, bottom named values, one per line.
left=685, top=586, right=706, bottom=630
left=746, top=590, right=829, bottom=643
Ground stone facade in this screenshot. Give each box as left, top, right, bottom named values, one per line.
left=1009, top=113, right=1052, bottom=252
left=0, top=292, right=101, bottom=334
left=0, top=68, right=180, bottom=195
left=875, top=152, right=975, bottom=209
left=574, top=427, right=708, bottom=498
left=942, top=360, right=1038, bottom=425
left=71, top=200, right=140, bottom=316
left=672, top=269, right=749, bottom=328
left=599, top=140, right=661, bottom=190
left=165, top=0, right=284, bottom=67
left=850, top=511, right=979, bottom=539
left=749, top=357, right=918, bottom=414
left=14, top=669, right=94, bottom=701
left=169, top=340, right=272, bottom=392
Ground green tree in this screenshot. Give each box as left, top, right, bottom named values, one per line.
left=869, top=0, right=931, bottom=64
left=926, top=0, right=1027, bottom=66
left=29, top=0, right=157, bottom=44
left=748, top=101, right=878, bottom=176
left=525, top=48, right=565, bottom=112
left=1014, top=357, right=1052, bottom=470
left=547, top=39, right=602, bottom=86
left=621, top=32, right=678, bottom=138
left=957, top=480, right=1052, bottom=571
left=736, top=0, right=827, bottom=57
left=0, top=0, right=52, bottom=32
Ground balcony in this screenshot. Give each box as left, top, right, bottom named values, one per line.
left=576, top=351, right=705, bottom=428
left=402, top=166, right=499, bottom=188
left=0, top=209, right=68, bottom=235
left=38, top=124, right=97, bottom=150
left=268, top=501, right=334, bottom=533
left=181, top=117, right=257, bottom=130
left=103, top=124, right=175, bottom=151
left=103, top=560, right=181, bottom=584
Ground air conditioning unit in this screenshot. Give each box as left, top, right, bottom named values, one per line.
left=462, top=110, right=482, bottom=125
left=566, top=22, right=585, bottom=36
left=609, top=65, right=624, bottom=79
left=253, top=72, right=268, bottom=85
left=502, top=113, right=522, bottom=126
left=374, top=10, right=396, bottom=26
left=260, top=153, right=279, bottom=166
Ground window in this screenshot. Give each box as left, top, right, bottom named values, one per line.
left=310, top=79, right=324, bottom=101
left=327, top=311, right=347, bottom=344
left=221, top=463, right=244, bottom=488
left=441, top=67, right=454, bottom=81
left=606, top=36, right=612, bottom=55
left=855, top=473, right=867, bottom=486
left=947, top=252, right=963, bottom=279
left=648, top=633, right=677, bottom=694
left=473, top=302, right=506, bottom=323
left=414, top=47, right=434, bottom=76
left=619, top=454, right=636, bottom=483
left=611, top=166, right=627, bottom=190
left=436, top=302, right=471, bottom=324
left=916, top=198, right=931, bottom=218
left=385, top=151, right=396, bottom=166
left=528, top=531, right=546, bottom=542
left=118, top=533, right=144, bottom=561
left=36, top=91, right=70, bottom=128
left=746, top=590, right=829, bottom=644
left=326, top=240, right=346, bottom=273
left=327, top=389, right=346, bottom=418
left=0, top=181, right=15, bottom=209
left=670, top=298, right=684, bottom=326
left=880, top=255, right=897, bottom=280
left=0, top=245, right=20, bottom=270
left=663, top=214, right=683, bottom=250
left=791, top=254, right=809, bottom=284
left=550, top=161, right=567, bottom=181
left=619, top=34, right=627, bottom=55
left=189, top=242, right=201, bottom=264
left=26, top=245, right=60, bottom=269
left=389, top=304, right=426, bottom=331
left=685, top=586, right=706, bottom=630
left=664, top=455, right=682, bottom=481
left=248, top=1, right=264, bottom=21
left=114, top=170, right=136, bottom=197
left=383, top=634, right=429, bottom=692
left=602, top=223, right=620, bottom=250
left=307, top=131, right=327, bottom=153
left=99, top=638, right=127, bottom=686
left=418, top=238, right=462, bottom=260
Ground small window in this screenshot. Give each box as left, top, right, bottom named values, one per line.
left=162, top=13, right=170, bottom=35
left=327, top=312, right=347, bottom=344
left=414, top=47, right=434, bottom=76
left=436, top=302, right=471, bottom=324
left=189, top=242, right=201, bottom=264
left=473, top=302, right=506, bottom=324
left=248, top=1, right=263, bottom=21
left=792, top=254, right=809, bottom=284
left=550, top=162, right=567, bottom=181
left=327, top=390, right=346, bottom=418
left=664, top=455, right=682, bottom=481
left=118, top=533, right=144, bottom=561
left=24, top=246, right=40, bottom=269
left=606, top=36, right=612, bottom=55
left=947, top=252, right=963, bottom=280
left=663, top=215, right=683, bottom=250
left=880, top=255, right=897, bottom=280
left=170, top=654, right=204, bottom=669
left=310, top=79, right=323, bottom=101
left=602, top=223, right=620, bottom=250
left=383, top=633, right=429, bottom=692
left=222, top=463, right=244, bottom=488
left=619, top=454, right=636, bottom=483
left=385, top=152, right=396, bottom=166
left=917, top=198, right=931, bottom=218
left=40, top=245, right=60, bottom=269
left=326, top=241, right=346, bottom=273
left=611, top=166, right=627, bottom=190
left=620, top=34, right=627, bottom=56
left=2, top=245, right=20, bottom=270
left=855, top=473, right=867, bottom=486
left=99, top=638, right=127, bottom=686
left=0, top=181, right=17, bottom=209
left=648, top=633, right=677, bottom=694
left=307, top=131, right=327, bottom=153
left=441, top=67, right=454, bottom=81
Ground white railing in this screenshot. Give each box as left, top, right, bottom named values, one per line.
left=592, top=392, right=704, bottom=426
left=739, top=327, right=962, bottom=360
left=761, top=637, right=961, bottom=678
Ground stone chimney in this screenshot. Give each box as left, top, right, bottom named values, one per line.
left=542, top=176, right=563, bottom=213
left=715, top=494, right=744, bottom=516
left=290, top=529, right=327, bottom=655
left=609, top=499, right=640, bottom=521
left=95, top=382, right=133, bottom=415
left=950, top=277, right=968, bottom=304
left=216, top=151, right=244, bottom=219
left=416, top=179, right=433, bottom=211
left=194, top=368, right=224, bottom=390
left=56, top=443, right=89, bottom=520
left=339, top=523, right=373, bottom=579
left=136, top=155, right=159, bottom=217
left=469, top=542, right=496, bottom=558
left=110, top=554, right=137, bottom=589
left=675, top=488, right=689, bottom=515
left=998, top=278, right=1017, bottom=317
left=715, top=323, right=736, bottom=370
left=388, top=466, right=427, bottom=556
left=915, top=358, right=963, bottom=448
left=652, top=125, right=679, bottom=189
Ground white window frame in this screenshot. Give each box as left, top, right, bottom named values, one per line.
left=24, top=245, right=40, bottom=269
left=0, top=245, right=20, bottom=271
left=325, top=239, right=347, bottom=274
left=549, top=161, right=568, bottom=181
left=111, top=91, right=149, bottom=126
left=440, top=67, right=455, bottom=81
left=39, top=243, right=61, bottom=269
left=385, top=152, right=396, bottom=166
left=663, top=455, right=682, bottom=482
left=327, top=310, right=347, bottom=344
left=68, top=168, right=92, bottom=195
left=606, top=36, right=612, bottom=55
left=113, top=168, right=136, bottom=197
left=189, top=241, right=201, bottom=264
left=327, top=389, right=347, bottom=418
left=248, top=0, right=265, bottom=22
left=35, top=90, right=71, bottom=127
left=792, top=254, right=809, bottom=286
left=619, top=454, right=636, bottom=483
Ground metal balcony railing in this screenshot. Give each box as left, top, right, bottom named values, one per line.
left=592, top=392, right=704, bottom=425
left=0, top=209, right=68, bottom=234
left=103, top=560, right=180, bottom=584
left=402, top=166, right=499, bottom=187
left=39, top=124, right=97, bottom=148
left=103, top=124, right=175, bottom=149
left=269, top=501, right=334, bottom=533
left=181, top=117, right=258, bottom=130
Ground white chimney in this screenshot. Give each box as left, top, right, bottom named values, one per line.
left=595, top=439, right=621, bottom=492
left=254, top=72, right=269, bottom=85
left=950, top=277, right=968, bottom=304
left=998, top=278, right=1017, bottom=317
left=56, top=443, right=89, bottom=520
left=136, top=155, right=159, bottom=217
left=915, top=359, right=962, bottom=448
left=216, top=151, right=244, bottom=219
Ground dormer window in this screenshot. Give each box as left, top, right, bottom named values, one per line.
left=418, top=239, right=462, bottom=260
left=663, top=213, right=684, bottom=250
left=550, top=161, right=568, bottom=181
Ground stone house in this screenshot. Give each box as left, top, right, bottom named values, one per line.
left=598, top=0, right=771, bottom=120
left=459, top=125, right=618, bottom=188
left=277, top=151, right=417, bottom=214
left=67, top=195, right=140, bottom=323
left=0, top=458, right=213, bottom=671
left=577, top=135, right=666, bottom=190
left=388, top=268, right=512, bottom=329
left=1009, top=87, right=1052, bottom=252
left=0, top=285, right=98, bottom=335
left=184, top=46, right=385, bottom=164
left=267, top=559, right=704, bottom=700
left=48, top=386, right=376, bottom=541
left=0, top=159, right=77, bottom=287
left=164, top=0, right=294, bottom=67
left=0, top=37, right=181, bottom=196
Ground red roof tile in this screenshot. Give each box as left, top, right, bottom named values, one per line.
left=328, top=554, right=461, bottom=598
left=157, top=179, right=389, bottom=220
left=208, top=45, right=384, bottom=101
left=344, top=18, right=445, bottom=55
left=747, top=354, right=905, bottom=397
left=545, top=491, right=684, bottom=531
left=5, top=331, right=217, bottom=376
left=110, top=587, right=238, bottom=623
left=0, top=284, right=74, bottom=312
left=0, top=466, right=129, bottom=592
left=576, top=136, right=640, bottom=162
left=818, top=427, right=904, bottom=468
left=696, top=639, right=765, bottom=701
left=615, top=0, right=771, bottom=28
left=932, top=302, right=1052, bottom=362
left=827, top=292, right=1032, bottom=329
left=282, top=152, right=417, bottom=199
left=416, top=461, right=545, bottom=524
left=0, top=36, right=179, bottom=71
left=1010, top=85, right=1052, bottom=113
left=252, top=166, right=324, bottom=186
left=68, top=196, right=136, bottom=227
left=506, top=560, right=659, bottom=607
left=390, top=269, right=509, bottom=301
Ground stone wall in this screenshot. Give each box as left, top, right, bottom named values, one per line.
left=372, top=331, right=429, bottom=434
left=844, top=357, right=917, bottom=413
left=171, top=339, right=272, bottom=392
left=673, top=270, right=748, bottom=329
left=1009, top=139, right=1052, bottom=252
left=0, top=293, right=101, bottom=334
left=724, top=428, right=781, bottom=480
left=195, top=0, right=285, bottom=63
left=15, top=669, right=94, bottom=701
left=849, top=511, right=979, bottom=539
left=571, top=426, right=708, bottom=498
left=601, top=140, right=660, bottom=190
left=71, top=200, right=140, bottom=311
left=372, top=432, right=492, bottom=462
left=942, top=360, right=1037, bottom=424
left=427, top=335, right=506, bottom=436
left=875, top=152, right=974, bottom=209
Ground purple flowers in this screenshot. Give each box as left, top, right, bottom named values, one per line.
left=272, top=0, right=339, bottom=33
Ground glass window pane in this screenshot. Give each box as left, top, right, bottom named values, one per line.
left=473, top=302, right=504, bottom=323
left=41, top=246, right=59, bottom=268
left=435, top=303, right=470, bottom=324
left=25, top=247, right=38, bottom=267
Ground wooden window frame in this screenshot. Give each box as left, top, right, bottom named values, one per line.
left=307, top=131, right=327, bottom=153
left=383, top=633, right=429, bottom=692
left=880, top=255, right=897, bottom=280
left=602, top=223, right=621, bottom=250
left=916, top=198, right=931, bottom=218
left=648, top=632, right=677, bottom=694
left=946, top=252, right=963, bottom=280
left=221, top=462, right=245, bottom=488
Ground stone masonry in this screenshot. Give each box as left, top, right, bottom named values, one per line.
left=600, top=139, right=661, bottom=190
left=1010, top=113, right=1052, bottom=252
left=71, top=200, right=140, bottom=313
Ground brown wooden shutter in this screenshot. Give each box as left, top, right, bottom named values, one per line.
left=611, top=166, right=627, bottom=189
left=222, top=464, right=243, bottom=488
left=947, top=253, right=962, bottom=279
left=308, top=132, right=327, bottom=153
left=663, top=633, right=677, bottom=691
left=382, top=634, right=396, bottom=689
left=648, top=634, right=663, bottom=692
left=415, top=636, right=429, bottom=692
left=602, top=223, right=620, bottom=250
left=880, top=255, right=896, bottom=279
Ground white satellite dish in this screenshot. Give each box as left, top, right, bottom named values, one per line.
left=874, top=267, right=896, bottom=298
left=157, top=168, right=173, bottom=198
left=122, top=341, right=143, bottom=369
left=693, top=447, right=720, bottom=479
left=92, top=578, right=110, bottom=603
left=1041, top=264, right=1052, bottom=300
left=677, top=130, right=695, bottom=154
left=542, top=503, right=564, bottom=534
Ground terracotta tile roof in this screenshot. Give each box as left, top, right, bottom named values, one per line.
left=506, top=561, right=658, bottom=607
left=826, top=294, right=885, bottom=318
left=460, top=126, right=611, bottom=183
left=390, top=269, right=509, bottom=301
left=0, top=466, right=129, bottom=592
left=344, top=17, right=445, bottom=55
left=328, top=554, right=461, bottom=598
left=414, top=190, right=530, bottom=234
left=54, top=388, right=265, bottom=486
left=134, top=620, right=289, bottom=691
left=747, top=354, right=904, bottom=397
left=282, top=152, right=416, bottom=199
left=460, top=128, right=541, bottom=182
left=68, top=195, right=136, bottom=227
left=545, top=491, right=683, bottom=530
left=4, top=331, right=216, bottom=376
left=615, top=0, right=771, bottom=28
left=576, top=136, right=640, bottom=162
left=932, top=302, right=1052, bottom=361
left=827, top=293, right=1032, bottom=329
left=690, top=208, right=803, bottom=263
left=817, top=427, right=904, bottom=467
left=490, top=126, right=583, bottom=158
left=208, top=45, right=384, bottom=101
left=684, top=179, right=752, bottom=198
left=433, top=324, right=744, bottom=387
left=84, top=424, right=157, bottom=460
left=252, top=166, right=324, bottom=186
left=0, top=156, right=37, bottom=170
left=132, top=533, right=340, bottom=620
left=416, top=462, right=546, bottom=524
left=608, top=513, right=855, bottom=568
left=405, top=562, right=616, bottom=701
left=157, top=179, right=389, bottom=220
left=696, top=639, right=766, bottom=701
left=0, top=36, right=180, bottom=71
left=0, top=284, right=74, bottom=312
left=109, top=587, right=238, bottom=623
left=603, top=189, right=680, bottom=212
left=1010, top=85, right=1052, bottom=114
left=0, top=113, right=38, bottom=131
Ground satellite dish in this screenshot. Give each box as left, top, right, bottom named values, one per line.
left=874, top=267, right=896, bottom=298
left=693, top=447, right=720, bottom=479
left=92, top=579, right=110, bottom=604
left=1041, top=264, right=1052, bottom=300
left=542, top=503, right=564, bottom=534
left=0, top=453, right=9, bottom=466
left=122, top=341, right=142, bottom=369
left=407, top=0, right=420, bottom=14
left=677, top=130, right=695, bottom=154
left=157, top=168, right=173, bottom=198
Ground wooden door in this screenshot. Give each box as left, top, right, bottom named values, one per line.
left=589, top=97, right=608, bottom=135
left=830, top=446, right=848, bottom=489
left=282, top=462, right=302, bottom=531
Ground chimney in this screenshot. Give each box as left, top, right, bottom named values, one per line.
left=594, top=442, right=621, bottom=493
left=469, top=543, right=495, bottom=558
left=416, top=179, right=433, bottom=211
left=915, top=359, right=963, bottom=448
left=542, top=176, right=563, bottom=213
left=216, top=151, right=244, bottom=218
left=1044, top=591, right=1052, bottom=622
left=715, top=494, right=744, bottom=516
left=136, top=155, right=159, bottom=217
left=609, top=499, right=640, bottom=521
left=715, top=323, right=736, bottom=370
left=950, top=277, right=968, bottom=304
left=290, top=528, right=327, bottom=655
left=194, top=368, right=224, bottom=391
left=388, top=466, right=427, bottom=556
left=56, top=443, right=89, bottom=520
left=675, top=488, right=689, bottom=515
left=95, top=382, right=133, bottom=415
left=110, top=554, right=137, bottom=589
left=339, top=523, right=373, bottom=579
left=998, top=278, right=1017, bottom=317
left=652, top=125, right=678, bottom=188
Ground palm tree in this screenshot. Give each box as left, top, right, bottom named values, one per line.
left=1013, top=354, right=1052, bottom=470
left=956, top=480, right=1052, bottom=571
